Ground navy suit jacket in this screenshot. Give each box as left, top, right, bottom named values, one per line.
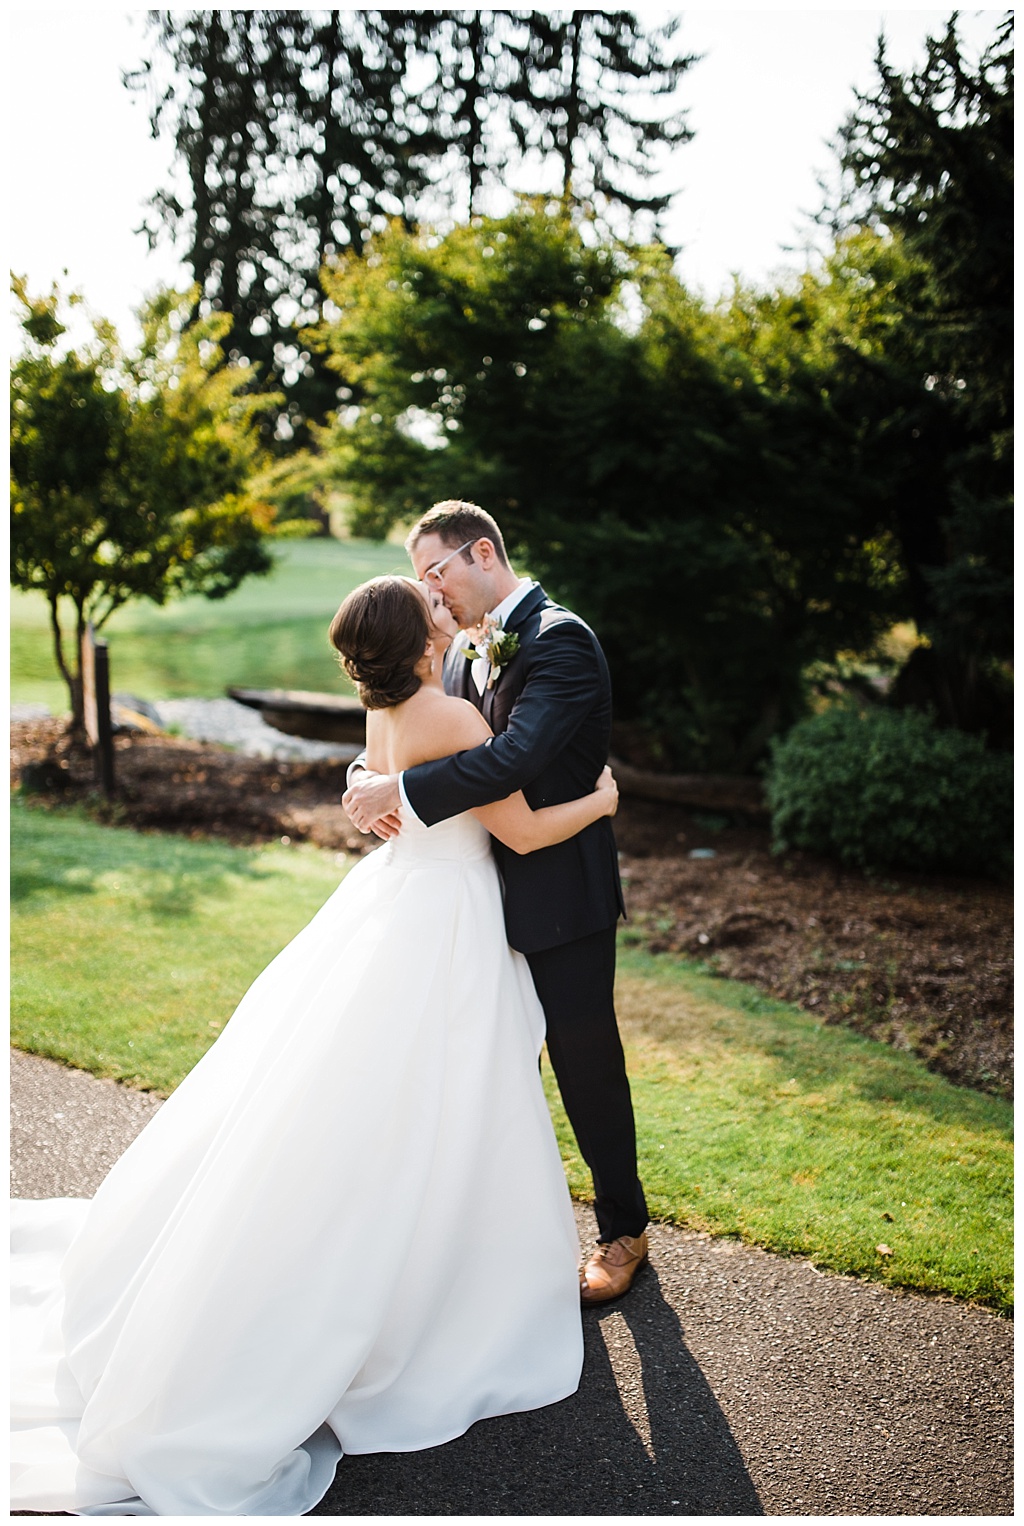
left=402, top=584, right=625, bottom=954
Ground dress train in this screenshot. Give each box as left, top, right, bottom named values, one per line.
left=11, top=812, right=583, bottom=1514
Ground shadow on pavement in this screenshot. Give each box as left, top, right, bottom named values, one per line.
left=314, top=1263, right=761, bottom=1516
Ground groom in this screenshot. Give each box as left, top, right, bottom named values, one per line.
left=343, top=501, right=649, bottom=1304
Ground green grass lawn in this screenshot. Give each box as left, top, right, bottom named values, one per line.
left=11, top=797, right=1012, bottom=1312
left=11, top=797, right=346, bottom=1094
left=546, top=954, right=1011, bottom=1311
left=11, top=537, right=405, bottom=711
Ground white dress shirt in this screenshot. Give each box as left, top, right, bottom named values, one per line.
left=398, top=578, right=536, bottom=821
left=469, top=578, right=536, bottom=695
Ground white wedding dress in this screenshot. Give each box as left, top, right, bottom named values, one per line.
left=10, top=811, right=584, bottom=1515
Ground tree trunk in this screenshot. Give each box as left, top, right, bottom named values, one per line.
left=558, top=12, right=584, bottom=201
left=462, top=13, right=486, bottom=216
left=49, top=595, right=83, bottom=730
left=72, top=601, right=87, bottom=734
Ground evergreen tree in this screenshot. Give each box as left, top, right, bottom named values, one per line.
left=829, top=12, right=1013, bottom=738
left=516, top=10, right=695, bottom=222
left=128, top=10, right=444, bottom=439
left=409, top=10, right=694, bottom=226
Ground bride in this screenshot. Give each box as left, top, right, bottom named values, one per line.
left=10, top=575, right=619, bottom=1516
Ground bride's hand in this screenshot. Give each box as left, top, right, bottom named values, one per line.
left=595, top=765, right=618, bottom=817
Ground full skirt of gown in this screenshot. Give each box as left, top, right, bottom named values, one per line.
left=10, top=811, right=584, bottom=1515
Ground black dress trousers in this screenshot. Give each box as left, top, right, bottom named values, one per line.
left=525, top=924, right=648, bottom=1244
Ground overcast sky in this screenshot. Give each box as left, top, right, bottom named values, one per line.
left=7, top=5, right=1004, bottom=347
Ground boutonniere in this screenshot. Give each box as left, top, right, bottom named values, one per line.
left=463, top=615, right=521, bottom=689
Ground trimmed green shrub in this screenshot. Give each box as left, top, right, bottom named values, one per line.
left=766, top=705, right=1012, bottom=877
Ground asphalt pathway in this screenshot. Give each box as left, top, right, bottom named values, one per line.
left=10, top=1049, right=1013, bottom=1516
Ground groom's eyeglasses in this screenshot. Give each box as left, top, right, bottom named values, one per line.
left=421, top=538, right=479, bottom=588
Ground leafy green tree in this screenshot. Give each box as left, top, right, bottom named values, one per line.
left=829, top=12, right=1013, bottom=737
left=10, top=278, right=280, bottom=729
left=315, top=209, right=905, bottom=771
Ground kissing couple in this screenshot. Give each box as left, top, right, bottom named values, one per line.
left=10, top=499, right=649, bottom=1515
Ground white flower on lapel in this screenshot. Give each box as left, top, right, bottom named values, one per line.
left=463, top=615, right=521, bottom=689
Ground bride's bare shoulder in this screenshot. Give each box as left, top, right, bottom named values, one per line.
left=380, top=688, right=491, bottom=770
left=419, top=691, right=491, bottom=750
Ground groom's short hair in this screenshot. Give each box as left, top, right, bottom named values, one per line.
left=405, top=501, right=510, bottom=568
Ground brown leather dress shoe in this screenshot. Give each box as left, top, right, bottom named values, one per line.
left=579, top=1232, right=649, bottom=1305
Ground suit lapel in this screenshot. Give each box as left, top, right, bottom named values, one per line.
left=481, top=585, right=547, bottom=727
left=482, top=649, right=516, bottom=727
left=504, top=583, right=547, bottom=634
left=482, top=671, right=497, bottom=727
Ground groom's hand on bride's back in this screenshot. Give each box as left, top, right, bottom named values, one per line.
left=342, top=769, right=403, bottom=838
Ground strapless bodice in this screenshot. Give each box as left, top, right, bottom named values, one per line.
left=381, top=809, right=491, bottom=866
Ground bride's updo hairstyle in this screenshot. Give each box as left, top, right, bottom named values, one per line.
left=329, top=575, right=431, bottom=710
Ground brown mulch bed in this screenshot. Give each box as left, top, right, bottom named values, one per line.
left=616, top=802, right=1012, bottom=1102
left=12, top=719, right=1012, bottom=1100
